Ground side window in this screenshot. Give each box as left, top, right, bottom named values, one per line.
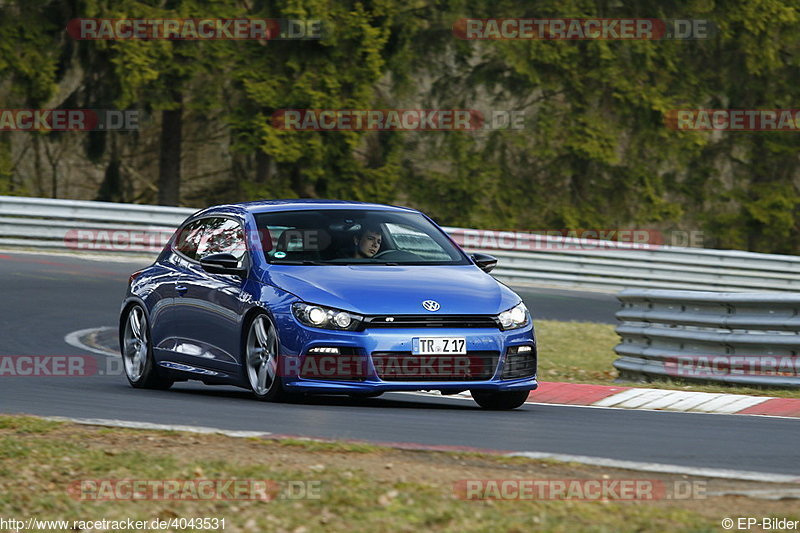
left=196, top=218, right=247, bottom=262
left=173, top=219, right=206, bottom=261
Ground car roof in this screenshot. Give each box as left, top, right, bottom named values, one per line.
left=192, top=199, right=421, bottom=218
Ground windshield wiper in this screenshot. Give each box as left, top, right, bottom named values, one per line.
left=326, top=260, right=401, bottom=266
left=270, top=260, right=326, bottom=265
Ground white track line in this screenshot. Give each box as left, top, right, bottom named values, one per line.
left=64, top=327, right=119, bottom=357
left=43, top=416, right=270, bottom=438
left=403, top=392, right=799, bottom=419
left=526, top=401, right=800, bottom=420
left=507, top=451, right=800, bottom=484
left=691, top=394, right=771, bottom=414
left=38, top=415, right=800, bottom=484
left=707, top=489, right=800, bottom=500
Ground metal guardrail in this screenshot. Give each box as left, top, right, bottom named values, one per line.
left=1, top=196, right=799, bottom=292
left=0, top=196, right=195, bottom=254
left=445, top=227, right=800, bottom=292
left=614, top=289, right=800, bottom=388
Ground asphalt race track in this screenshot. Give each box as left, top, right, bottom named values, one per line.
left=1, top=251, right=798, bottom=477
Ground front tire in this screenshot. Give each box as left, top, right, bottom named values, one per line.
left=471, top=390, right=529, bottom=410
left=121, top=304, right=173, bottom=390
left=244, top=313, right=288, bottom=402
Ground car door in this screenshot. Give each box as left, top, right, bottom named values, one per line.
left=172, top=216, right=249, bottom=375
left=149, top=218, right=205, bottom=360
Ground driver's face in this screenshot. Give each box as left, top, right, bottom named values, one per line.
left=356, top=231, right=382, bottom=258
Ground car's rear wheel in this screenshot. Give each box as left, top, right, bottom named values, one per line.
left=471, top=390, right=529, bottom=410
left=245, top=313, right=288, bottom=401
left=121, top=304, right=173, bottom=390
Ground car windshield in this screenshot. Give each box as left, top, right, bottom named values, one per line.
left=254, top=209, right=470, bottom=265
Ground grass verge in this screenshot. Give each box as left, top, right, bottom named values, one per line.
left=535, top=320, right=800, bottom=398
left=1, top=415, right=798, bottom=533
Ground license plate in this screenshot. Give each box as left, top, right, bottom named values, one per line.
left=412, top=337, right=466, bottom=355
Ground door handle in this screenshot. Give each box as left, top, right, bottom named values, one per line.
left=176, top=285, right=188, bottom=295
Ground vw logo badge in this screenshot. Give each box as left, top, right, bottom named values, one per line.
left=422, top=300, right=440, bottom=312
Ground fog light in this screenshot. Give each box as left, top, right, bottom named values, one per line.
left=308, top=347, right=340, bottom=354
left=509, top=345, right=533, bottom=354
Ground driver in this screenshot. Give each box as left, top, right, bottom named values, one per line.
left=353, top=225, right=383, bottom=258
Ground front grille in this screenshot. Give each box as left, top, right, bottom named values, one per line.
left=501, top=348, right=537, bottom=380
left=371, top=351, right=499, bottom=381
left=363, top=315, right=499, bottom=330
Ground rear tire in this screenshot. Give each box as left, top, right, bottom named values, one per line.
left=121, top=304, right=173, bottom=390
left=471, top=390, right=529, bottom=410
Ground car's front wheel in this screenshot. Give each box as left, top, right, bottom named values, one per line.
left=121, top=304, right=173, bottom=390
left=471, top=390, right=529, bottom=410
left=244, top=313, right=288, bottom=402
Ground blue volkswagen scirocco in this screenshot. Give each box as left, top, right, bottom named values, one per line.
left=120, top=200, right=537, bottom=409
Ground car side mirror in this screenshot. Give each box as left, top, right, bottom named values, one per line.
left=200, top=253, right=246, bottom=277
left=471, top=252, right=497, bottom=273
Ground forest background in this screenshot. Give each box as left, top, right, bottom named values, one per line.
left=1, top=0, right=799, bottom=254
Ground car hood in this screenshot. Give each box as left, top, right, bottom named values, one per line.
left=263, top=265, right=519, bottom=315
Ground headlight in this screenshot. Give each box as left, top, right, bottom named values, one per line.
left=497, top=302, right=529, bottom=330
left=292, top=302, right=363, bottom=331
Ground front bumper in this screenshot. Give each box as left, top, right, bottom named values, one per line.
left=274, top=313, right=538, bottom=394
left=284, top=377, right=538, bottom=394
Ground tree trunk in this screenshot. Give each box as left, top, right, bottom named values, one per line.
left=96, top=134, right=122, bottom=202
left=158, top=93, right=183, bottom=206
left=0, top=136, right=13, bottom=195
